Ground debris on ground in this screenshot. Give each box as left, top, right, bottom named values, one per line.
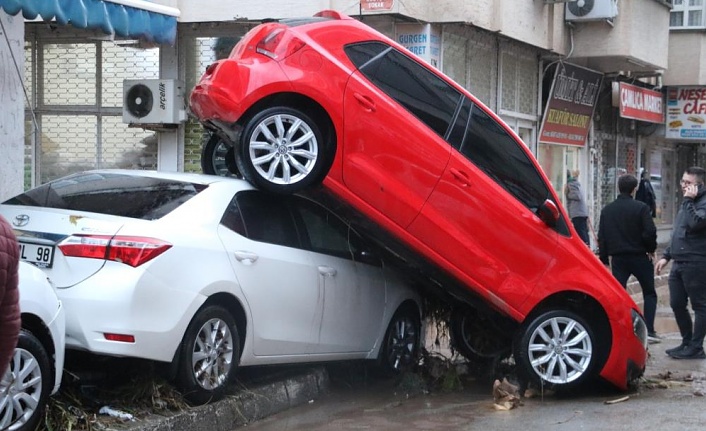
left=604, top=395, right=630, bottom=405
left=99, top=406, right=135, bottom=421
left=492, top=378, right=522, bottom=410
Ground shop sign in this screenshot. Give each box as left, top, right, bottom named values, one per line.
left=611, top=82, right=664, bottom=123
left=666, top=86, right=706, bottom=140
left=538, top=63, right=603, bottom=147
left=361, top=0, right=394, bottom=12
left=395, top=23, right=441, bottom=69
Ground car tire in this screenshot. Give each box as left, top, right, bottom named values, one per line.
left=514, top=309, right=597, bottom=391
left=176, top=305, right=239, bottom=405
left=237, top=106, right=327, bottom=194
left=0, top=329, right=52, bottom=431
left=449, top=307, right=511, bottom=363
left=201, top=133, right=240, bottom=177
left=378, top=304, right=421, bottom=374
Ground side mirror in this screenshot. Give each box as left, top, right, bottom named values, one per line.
left=537, top=199, right=560, bottom=228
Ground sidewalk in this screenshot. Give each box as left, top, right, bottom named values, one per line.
left=117, top=366, right=329, bottom=431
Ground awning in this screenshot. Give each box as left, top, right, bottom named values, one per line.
left=0, top=0, right=180, bottom=45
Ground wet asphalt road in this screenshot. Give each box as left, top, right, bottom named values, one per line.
left=239, top=333, right=706, bottom=431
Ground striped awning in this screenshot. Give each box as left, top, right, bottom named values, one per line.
left=0, top=0, right=180, bottom=45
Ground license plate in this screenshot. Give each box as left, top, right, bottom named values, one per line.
left=19, top=242, right=55, bottom=268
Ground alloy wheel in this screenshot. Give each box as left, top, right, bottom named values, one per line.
left=191, top=318, right=235, bottom=390
left=247, top=113, right=319, bottom=185
left=526, top=315, right=592, bottom=384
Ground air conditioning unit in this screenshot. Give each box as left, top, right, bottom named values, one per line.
left=565, top=0, right=618, bottom=22
left=122, top=79, right=186, bottom=125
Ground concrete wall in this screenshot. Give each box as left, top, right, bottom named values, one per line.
left=663, top=33, right=706, bottom=86
left=0, top=11, right=24, bottom=201
left=176, top=0, right=331, bottom=22
left=570, top=0, right=669, bottom=72
left=177, top=0, right=569, bottom=55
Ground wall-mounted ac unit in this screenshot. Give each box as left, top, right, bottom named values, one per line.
left=565, top=0, right=618, bottom=22
left=122, top=79, right=186, bottom=125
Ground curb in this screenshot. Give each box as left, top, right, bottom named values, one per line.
left=122, top=366, right=329, bottom=431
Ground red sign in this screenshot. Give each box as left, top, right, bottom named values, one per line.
left=538, top=63, right=603, bottom=147
left=361, top=0, right=394, bottom=12
left=612, top=82, right=664, bottom=123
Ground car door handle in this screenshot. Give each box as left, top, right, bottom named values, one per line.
left=353, top=92, right=376, bottom=112
left=318, top=266, right=337, bottom=277
left=234, top=251, right=258, bottom=265
left=450, top=168, right=471, bottom=187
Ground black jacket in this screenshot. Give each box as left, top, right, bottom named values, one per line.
left=663, top=188, right=706, bottom=263
left=635, top=178, right=656, bottom=218
left=598, top=194, right=657, bottom=265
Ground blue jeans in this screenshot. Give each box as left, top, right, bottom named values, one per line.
left=669, top=261, right=706, bottom=348
left=611, top=254, right=657, bottom=334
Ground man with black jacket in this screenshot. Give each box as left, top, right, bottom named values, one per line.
left=598, top=174, right=659, bottom=343
left=655, top=166, right=706, bottom=359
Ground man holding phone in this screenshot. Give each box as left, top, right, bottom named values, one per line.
left=656, top=166, right=706, bottom=359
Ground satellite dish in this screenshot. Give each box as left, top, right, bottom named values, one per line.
left=568, top=0, right=594, bottom=17
left=125, top=84, right=154, bottom=118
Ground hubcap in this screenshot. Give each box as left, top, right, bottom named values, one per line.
left=0, top=349, right=44, bottom=430
left=192, top=318, right=234, bottom=391
left=387, top=316, right=418, bottom=370
left=527, top=316, right=592, bottom=384
left=248, top=113, right=318, bottom=185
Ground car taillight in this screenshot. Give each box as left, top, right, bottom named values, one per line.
left=256, top=28, right=305, bottom=60
left=58, top=235, right=172, bottom=267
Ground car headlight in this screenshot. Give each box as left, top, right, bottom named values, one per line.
left=632, top=309, right=648, bottom=349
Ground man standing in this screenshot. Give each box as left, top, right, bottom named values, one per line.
left=0, top=215, right=21, bottom=374
left=565, top=169, right=590, bottom=247
left=655, top=166, right=706, bottom=359
left=598, top=174, right=659, bottom=343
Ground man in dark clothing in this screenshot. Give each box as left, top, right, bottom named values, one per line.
left=635, top=170, right=657, bottom=218
left=598, top=174, right=659, bottom=342
left=0, top=215, right=21, bottom=375
left=655, top=166, right=706, bottom=360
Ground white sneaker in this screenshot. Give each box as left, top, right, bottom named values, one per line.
left=648, top=333, right=662, bottom=344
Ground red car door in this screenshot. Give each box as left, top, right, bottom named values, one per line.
left=340, top=43, right=454, bottom=228
left=407, top=102, right=559, bottom=314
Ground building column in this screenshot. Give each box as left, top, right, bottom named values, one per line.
left=158, top=40, right=183, bottom=172
left=0, top=11, right=24, bottom=200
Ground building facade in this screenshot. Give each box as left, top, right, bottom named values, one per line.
left=3, top=0, right=699, bottom=246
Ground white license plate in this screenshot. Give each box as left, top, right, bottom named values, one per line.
left=19, top=242, right=55, bottom=268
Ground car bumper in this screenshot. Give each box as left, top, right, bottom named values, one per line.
left=190, top=82, right=244, bottom=125
left=58, top=266, right=207, bottom=363
left=48, top=300, right=66, bottom=395
left=599, top=308, right=647, bottom=389
left=189, top=58, right=292, bottom=130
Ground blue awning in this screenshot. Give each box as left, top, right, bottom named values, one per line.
left=0, top=0, right=180, bottom=45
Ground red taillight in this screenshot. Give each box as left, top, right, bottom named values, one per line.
left=104, top=333, right=135, bottom=343
left=256, top=28, right=305, bottom=60
left=58, top=235, right=172, bottom=267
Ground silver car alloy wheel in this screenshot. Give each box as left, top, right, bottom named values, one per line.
left=191, top=318, right=235, bottom=391
left=527, top=315, right=592, bottom=384
left=387, top=315, right=418, bottom=370
left=248, top=113, right=319, bottom=185
left=0, top=349, right=44, bottom=430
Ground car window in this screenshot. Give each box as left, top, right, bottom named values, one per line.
left=345, top=42, right=462, bottom=138
left=3, top=172, right=205, bottom=220
left=293, top=197, right=357, bottom=260
left=460, top=104, right=557, bottom=212
left=224, top=191, right=301, bottom=249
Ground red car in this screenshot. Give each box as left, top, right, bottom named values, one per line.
left=189, top=10, right=647, bottom=391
